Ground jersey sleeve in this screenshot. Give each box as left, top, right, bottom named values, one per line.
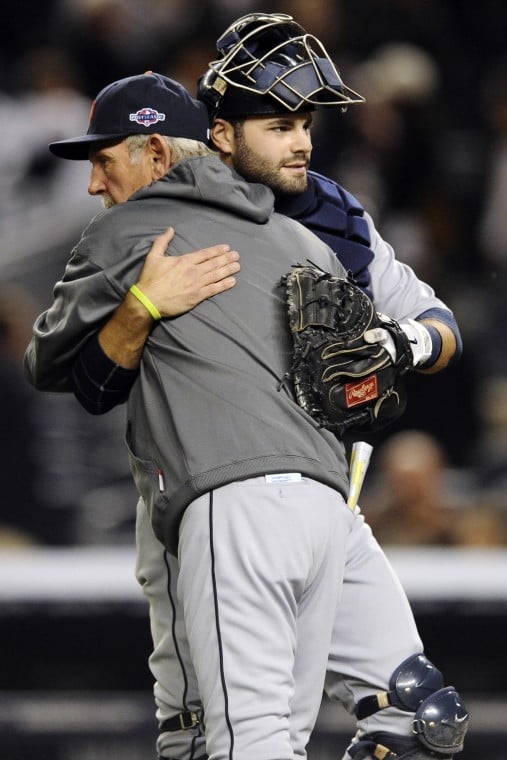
left=71, top=333, right=138, bottom=414
left=23, top=215, right=145, bottom=393
left=366, top=213, right=451, bottom=320
left=365, top=214, right=462, bottom=359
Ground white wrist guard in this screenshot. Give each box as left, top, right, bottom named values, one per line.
left=365, top=316, right=433, bottom=368
left=399, top=319, right=433, bottom=366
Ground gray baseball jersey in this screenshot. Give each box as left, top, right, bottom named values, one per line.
left=133, top=175, right=450, bottom=760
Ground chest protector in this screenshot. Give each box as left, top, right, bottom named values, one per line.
left=275, top=172, right=374, bottom=298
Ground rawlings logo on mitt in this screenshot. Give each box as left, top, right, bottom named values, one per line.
left=279, top=265, right=414, bottom=435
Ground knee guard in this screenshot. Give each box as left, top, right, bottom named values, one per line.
left=356, top=654, right=445, bottom=719
left=349, top=654, right=469, bottom=758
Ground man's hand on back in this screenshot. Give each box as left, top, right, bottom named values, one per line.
left=99, top=227, right=240, bottom=369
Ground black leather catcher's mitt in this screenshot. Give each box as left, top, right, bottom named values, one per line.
left=280, top=265, right=414, bottom=435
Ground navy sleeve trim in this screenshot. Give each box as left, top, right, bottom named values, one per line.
left=416, top=307, right=463, bottom=363
left=421, top=323, right=442, bottom=367
left=71, top=333, right=139, bottom=414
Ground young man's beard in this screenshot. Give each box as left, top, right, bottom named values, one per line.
left=233, top=139, right=308, bottom=197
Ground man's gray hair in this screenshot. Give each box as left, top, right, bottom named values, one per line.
left=125, top=134, right=213, bottom=163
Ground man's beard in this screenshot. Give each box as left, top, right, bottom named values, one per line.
left=101, top=193, right=114, bottom=209
left=233, top=140, right=308, bottom=196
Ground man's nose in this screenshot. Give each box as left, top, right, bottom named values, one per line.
left=292, top=128, right=312, bottom=154
left=88, top=166, right=106, bottom=196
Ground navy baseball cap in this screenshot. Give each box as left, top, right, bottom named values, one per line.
left=49, top=71, right=210, bottom=160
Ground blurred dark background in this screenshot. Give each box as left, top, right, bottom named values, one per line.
left=1, top=1, right=506, bottom=758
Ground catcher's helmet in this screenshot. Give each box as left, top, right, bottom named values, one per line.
left=198, top=12, right=365, bottom=119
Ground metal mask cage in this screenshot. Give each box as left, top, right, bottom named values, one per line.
left=202, top=13, right=365, bottom=113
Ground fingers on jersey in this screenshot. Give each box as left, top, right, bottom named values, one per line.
left=149, top=226, right=176, bottom=257
left=161, top=242, right=240, bottom=290
left=137, top=243, right=240, bottom=316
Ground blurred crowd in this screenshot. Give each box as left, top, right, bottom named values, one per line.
left=1, top=0, right=506, bottom=547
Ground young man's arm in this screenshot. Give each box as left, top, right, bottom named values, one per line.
left=416, top=311, right=460, bottom=373
left=364, top=217, right=462, bottom=372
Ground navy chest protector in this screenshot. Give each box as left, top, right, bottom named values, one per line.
left=275, top=172, right=374, bottom=298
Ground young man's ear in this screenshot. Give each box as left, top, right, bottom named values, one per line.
left=147, top=134, right=172, bottom=180
left=210, top=119, right=236, bottom=157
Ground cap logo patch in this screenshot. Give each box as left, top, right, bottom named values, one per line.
left=129, top=107, right=166, bottom=127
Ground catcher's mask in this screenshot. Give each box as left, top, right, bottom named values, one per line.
left=198, top=12, right=365, bottom=120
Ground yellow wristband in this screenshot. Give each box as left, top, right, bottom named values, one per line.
left=129, top=284, right=162, bottom=321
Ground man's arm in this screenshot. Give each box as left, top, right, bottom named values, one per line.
left=72, top=227, right=240, bottom=413
left=417, top=314, right=458, bottom=374
left=362, top=217, right=462, bottom=372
